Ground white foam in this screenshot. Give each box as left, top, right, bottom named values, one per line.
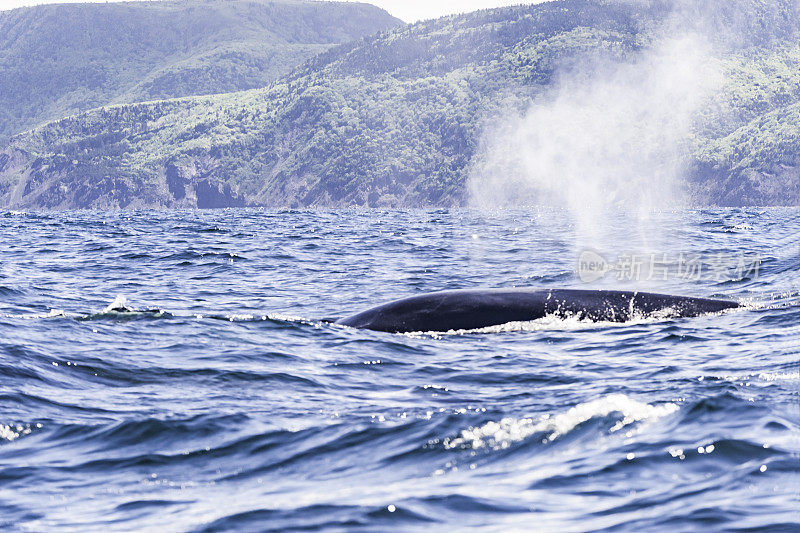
left=757, top=372, right=799, bottom=382
left=0, top=423, right=39, bottom=442
left=226, top=314, right=255, bottom=322
left=264, top=312, right=307, bottom=323
left=444, top=394, right=679, bottom=450
left=222, top=313, right=309, bottom=323
left=3, top=309, right=67, bottom=320
left=405, top=310, right=685, bottom=337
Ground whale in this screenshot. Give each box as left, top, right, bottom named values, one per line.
left=336, top=289, right=740, bottom=333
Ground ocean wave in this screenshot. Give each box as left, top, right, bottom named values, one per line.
left=0, top=285, right=25, bottom=297
left=444, top=394, right=679, bottom=450
left=1, top=209, right=797, bottom=531
left=161, top=250, right=248, bottom=262
left=0, top=296, right=320, bottom=328
left=193, top=503, right=433, bottom=533
left=2, top=309, right=67, bottom=320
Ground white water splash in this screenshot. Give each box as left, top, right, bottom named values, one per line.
left=0, top=423, right=40, bottom=442
left=2, top=309, right=66, bottom=320
left=404, top=305, right=707, bottom=337
left=445, top=394, right=679, bottom=450
left=103, top=295, right=132, bottom=313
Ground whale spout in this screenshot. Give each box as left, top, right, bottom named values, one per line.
left=336, top=289, right=740, bottom=333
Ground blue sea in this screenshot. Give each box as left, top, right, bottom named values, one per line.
left=0, top=208, right=798, bottom=531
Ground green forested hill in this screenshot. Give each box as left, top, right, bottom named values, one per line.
left=0, top=0, right=401, bottom=140
left=2, top=0, right=800, bottom=209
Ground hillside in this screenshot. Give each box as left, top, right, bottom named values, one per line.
left=2, top=0, right=800, bottom=209
left=0, top=0, right=402, bottom=140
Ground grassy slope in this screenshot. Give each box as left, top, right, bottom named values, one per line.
left=0, top=0, right=401, bottom=140
left=691, top=44, right=800, bottom=205
left=2, top=0, right=800, bottom=208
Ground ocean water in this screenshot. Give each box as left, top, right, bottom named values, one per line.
left=0, top=208, right=798, bottom=531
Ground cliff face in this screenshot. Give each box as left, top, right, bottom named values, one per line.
left=0, top=0, right=402, bottom=141
left=2, top=0, right=800, bottom=209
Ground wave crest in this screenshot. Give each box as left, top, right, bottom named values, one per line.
left=445, top=394, right=679, bottom=450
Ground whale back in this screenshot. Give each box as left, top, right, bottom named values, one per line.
left=336, top=289, right=740, bottom=333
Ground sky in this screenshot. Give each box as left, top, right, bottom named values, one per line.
left=0, top=0, right=547, bottom=22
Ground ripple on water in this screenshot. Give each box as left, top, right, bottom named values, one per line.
left=0, top=209, right=797, bottom=531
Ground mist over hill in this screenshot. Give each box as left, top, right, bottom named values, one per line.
left=0, top=0, right=402, bottom=140
left=2, top=0, right=800, bottom=209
